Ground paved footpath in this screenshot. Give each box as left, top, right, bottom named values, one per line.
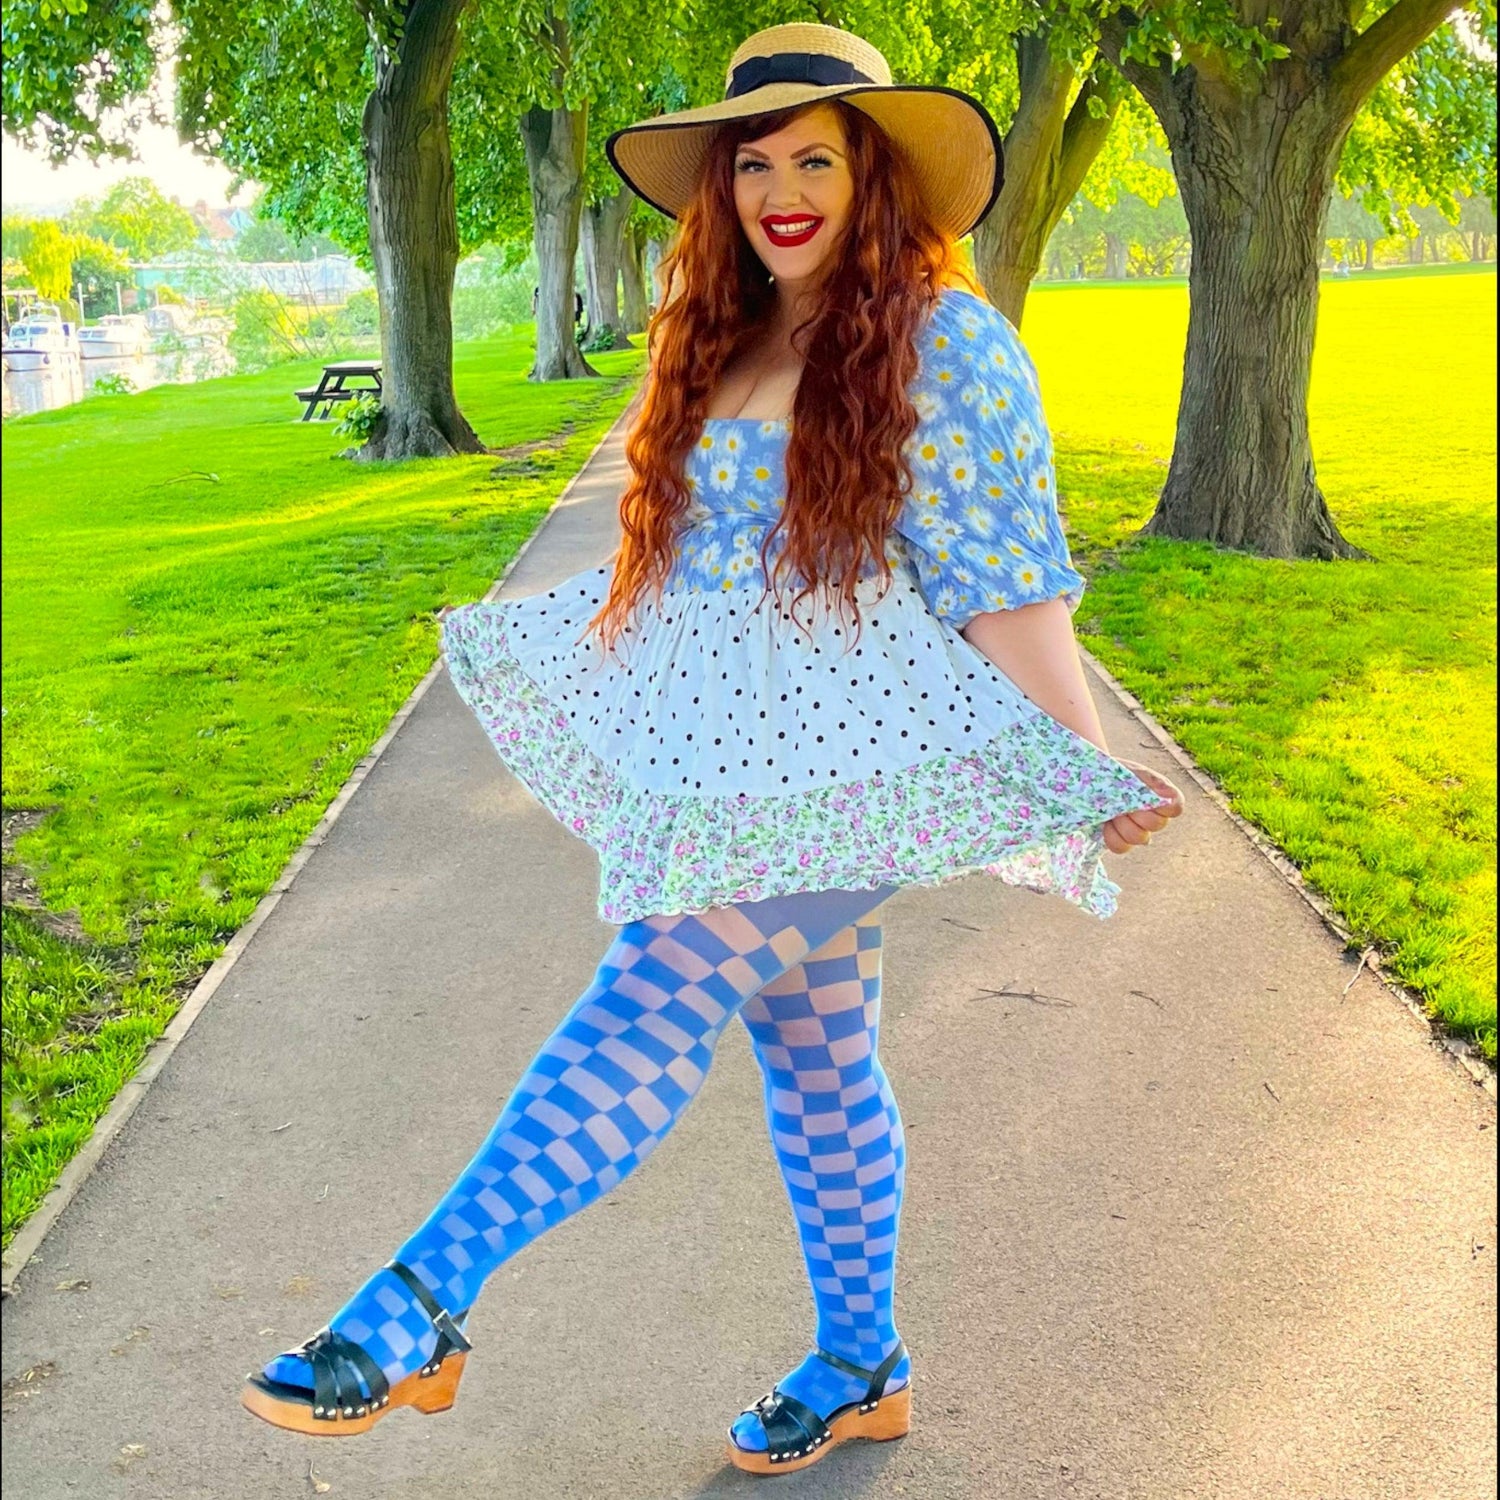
left=3, top=411, right=1495, bottom=1500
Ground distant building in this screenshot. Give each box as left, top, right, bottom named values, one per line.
left=134, top=254, right=372, bottom=306
left=189, top=200, right=255, bottom=248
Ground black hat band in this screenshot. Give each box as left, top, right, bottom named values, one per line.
left=725, top=52, right=877, bottom=99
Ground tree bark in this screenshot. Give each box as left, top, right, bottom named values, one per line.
left=580, top=187, right=634, bottom=349
left=1103, top=232, right=1127, bottom=280
left=1144, top=78, right=1370, bottom=558
left=360, top=0, right=483, bottom=459
left=620, top=219, right=650, bottom=334
left=520, top=100, right=597, bottom=380
left=971, top=30, right=1118, bottom=327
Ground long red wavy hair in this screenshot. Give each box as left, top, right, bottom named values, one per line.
left=587, top=98, right=985, bottom=655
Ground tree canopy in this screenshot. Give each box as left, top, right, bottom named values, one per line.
left=67, top=176, right=200, bottom=261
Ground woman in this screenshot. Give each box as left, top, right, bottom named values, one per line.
left=241, top=22, right=1183, bottom=1476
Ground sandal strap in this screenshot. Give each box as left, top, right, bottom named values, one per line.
left=299, top=1327, right=390, bottom=1417
left=384, top=1259, right=473, bottom=1359
left=814, top=1339, right=908, bottom=1406
left=747, top=1388, right=831, bottom=1460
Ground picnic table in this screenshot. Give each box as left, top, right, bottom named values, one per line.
left=295, top=360, right=382, bottom=421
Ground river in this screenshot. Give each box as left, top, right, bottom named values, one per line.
left=2, top=339, right=236, bottom=419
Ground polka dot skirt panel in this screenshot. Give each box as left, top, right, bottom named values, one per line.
left=497, top=562, right=1045, bottom=799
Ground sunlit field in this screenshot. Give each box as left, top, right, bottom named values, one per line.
left=1025, top=265, right=1497, bottom=1062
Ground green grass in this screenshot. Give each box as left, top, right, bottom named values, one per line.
left=2, top=268, right=1494, bottom=1249
left=1025, top=267, right=1496, bottom=1061
left=0, top=329, right=645, bottom=1246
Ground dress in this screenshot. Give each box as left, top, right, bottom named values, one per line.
left=440, top=286, right=1165, bottom=924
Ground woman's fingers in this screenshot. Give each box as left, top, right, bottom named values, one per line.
left=1102, top=808, right=1164, bottom=855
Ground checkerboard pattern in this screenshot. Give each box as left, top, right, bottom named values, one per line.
left=261, top=886, right=897, bottom=1399
left=739, top=910, right=906, bottom=1373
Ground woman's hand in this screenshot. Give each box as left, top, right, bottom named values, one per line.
left=1102, top=756, right=1184, bottom=855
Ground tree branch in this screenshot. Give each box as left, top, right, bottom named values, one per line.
left=1330, top=0, right=1462, bottom=107
left=1050, top=74, right=1121, bottom=235
left=1095, top=11, right=1174, bottom=117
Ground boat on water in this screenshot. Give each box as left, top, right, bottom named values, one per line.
left=145, top=304, right=194, bottom=340
left=78, top=312, right=152, bottom=359
left=2, top=307, right=80, bottom=370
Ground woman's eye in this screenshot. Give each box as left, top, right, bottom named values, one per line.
left=734, top=155, right=834, bottom=172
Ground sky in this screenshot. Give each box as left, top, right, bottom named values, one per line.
left=2, top=50, right=260, bottom=216
left=2, top=123, right=257, bottom=215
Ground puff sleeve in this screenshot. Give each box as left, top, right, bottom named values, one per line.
left=894, top=289, right=1087, bottom=629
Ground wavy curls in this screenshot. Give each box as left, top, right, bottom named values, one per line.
left=586, top=98, right=984, bottom=656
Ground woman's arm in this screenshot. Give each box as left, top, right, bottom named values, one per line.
left=960, top=597, right=1110, bottom=753
left=961, top=598, right=1185, bottom=853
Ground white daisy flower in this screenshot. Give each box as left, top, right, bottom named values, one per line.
left=932, top=583, right=962, bottom=617
left=964, top=502, right=996, bottom=538
left=910, top=436, right=945, bottom=474
left=1016, top=564, right=1047, bottom=597
left=708, top=457, right=739, bottom=492
left=947, top=455, right=977, bottom=493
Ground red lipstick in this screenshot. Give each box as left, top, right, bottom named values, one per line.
left=761, top=213, right=824, bottom=247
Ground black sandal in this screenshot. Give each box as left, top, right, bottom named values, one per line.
left=240, top=1260, right=472, bottom=1437
left=726, top=1341, right=911, bottom=1475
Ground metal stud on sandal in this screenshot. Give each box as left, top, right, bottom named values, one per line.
left=240, top=1260, right=472, bottom=1437
left=725, top=1341, right=911, bottom=1475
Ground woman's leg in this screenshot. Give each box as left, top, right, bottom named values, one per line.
left=728, top=909, right=908, bottom=1452
left=263, top=884, right=899, bottom=1395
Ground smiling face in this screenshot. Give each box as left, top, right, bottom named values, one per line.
left=732, top=103, right=854, bottom=291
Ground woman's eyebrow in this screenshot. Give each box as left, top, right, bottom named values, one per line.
left=735, top=142, right=845, bottom=159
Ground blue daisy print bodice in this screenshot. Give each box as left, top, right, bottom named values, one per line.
left=668, top=286, right=1087, bottom=626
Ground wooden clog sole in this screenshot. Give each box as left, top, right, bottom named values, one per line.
left=240, top=1352, right=466, bottom=1437
left=725, top=1384, right=911, bottom=1475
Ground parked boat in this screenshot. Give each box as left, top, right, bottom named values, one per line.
left=145, top=304, right=194, bottom=340
left=78, top=312, right=151, bottom=359
left=1, top=309, right=80, bottom=370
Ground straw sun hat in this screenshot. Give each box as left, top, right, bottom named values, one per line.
left=605, top=23, right=1004, bottom=241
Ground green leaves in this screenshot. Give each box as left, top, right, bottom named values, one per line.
left=1, top=0, right=160, bottom=161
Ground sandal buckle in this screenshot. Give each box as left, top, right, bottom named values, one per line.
left=432, top=1307, right=473, bottom=1354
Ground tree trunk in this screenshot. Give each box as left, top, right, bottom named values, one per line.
left=520, top=101, right=597, bottom=380
left=971, top=31, right=1117, bottom=327
left=1142, top=82, right=1370, bottom=560
left=645, top=238, right=669, bottom=314
left=620, top=220, right=650, bottom=334
left=360, top=0, right=483, bottom=459
left=1363, top=237, right=1375, bottom=269
left=1103, top=232, right=1127, bottom=280
left=580, top=187, right=634, bottom=349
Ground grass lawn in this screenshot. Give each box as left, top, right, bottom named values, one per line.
left=2, top=267, right=1494, bottom=1250
left=1025, top=266, right=1496, bottom=1062
left=0, top=331, right=645, bottom=1246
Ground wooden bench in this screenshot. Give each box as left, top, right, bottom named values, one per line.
left=296, top=360, right=382, bottom=421
left=294, top=385, right=359, bottom=420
